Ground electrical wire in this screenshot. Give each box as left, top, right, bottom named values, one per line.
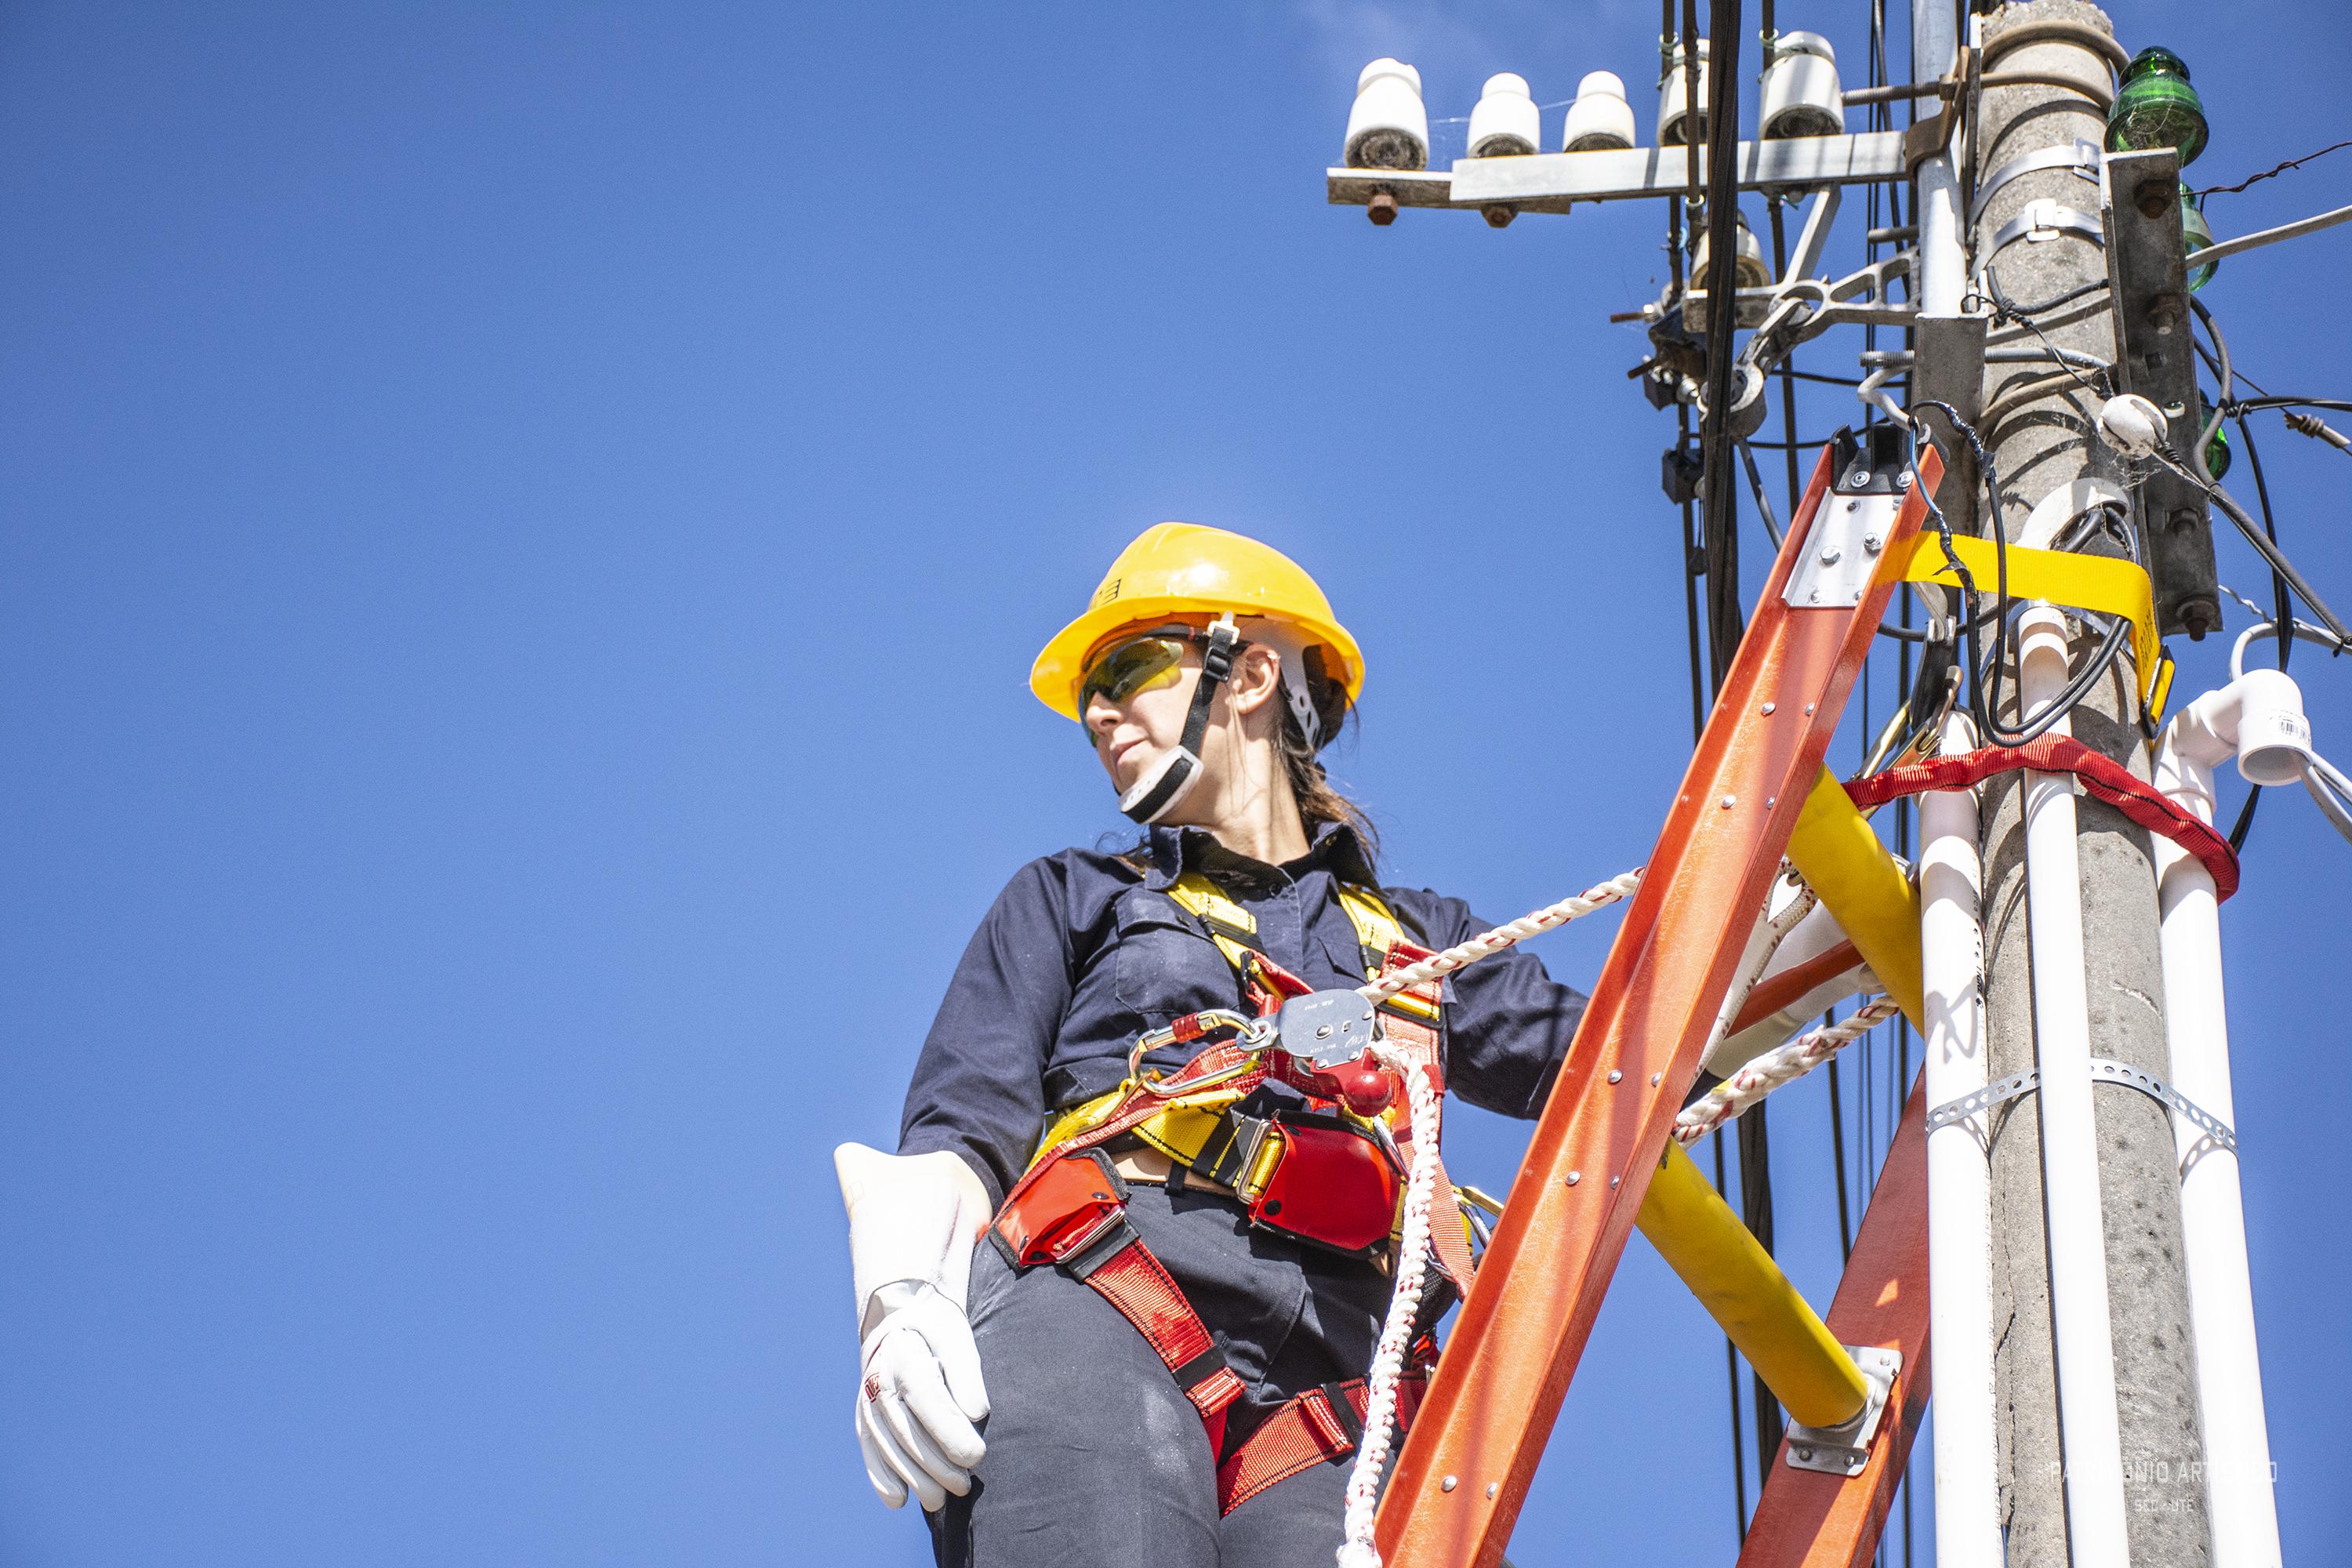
left=2227, top=397, right=2352, bottom=417
left=1903, top=403, right=2133, bottom=749
left=2194, top=138, right=2352, bottom=198
left=1737, top=439, right=1785, bottom=547
left=2149, top=447, right=2352, bottom=645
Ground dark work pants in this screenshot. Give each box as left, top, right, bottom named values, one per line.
left=927, top=1181, right=1395, bottom=1568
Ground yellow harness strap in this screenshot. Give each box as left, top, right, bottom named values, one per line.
left=1163, top=873, right=1263, bottom=972
left=1027, top=877, right=1439, bottom=1174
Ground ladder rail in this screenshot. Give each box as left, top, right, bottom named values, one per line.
left=1375, top=441, right=1942, bottom=1568
left=1734, top=1079, right=1933, bottom=1568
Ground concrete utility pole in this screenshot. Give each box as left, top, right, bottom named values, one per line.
left=1972, top=4, right=2212, bottom=1564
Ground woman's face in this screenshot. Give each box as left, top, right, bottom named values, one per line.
left=1081, top=640, right=1204, bottom=797
left=1079, top=632, right=1285, bottom=805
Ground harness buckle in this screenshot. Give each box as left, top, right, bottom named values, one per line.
left=989, top=1148, right=1132, bottom=1270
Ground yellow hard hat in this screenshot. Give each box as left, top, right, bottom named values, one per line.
left=1029, top=523, right=1366, bottom=722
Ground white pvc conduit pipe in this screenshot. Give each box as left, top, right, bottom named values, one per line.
left=2016, top=604, right=2132, bottom=1567
left=1921, top=710, right=2002, bottom=1568
left=1911, top=0, right=1962, bottom=316
left=2151, top=673, right=2303, bottom=1568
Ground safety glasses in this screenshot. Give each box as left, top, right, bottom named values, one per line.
left=1076, top=632, right=1195, bottom=715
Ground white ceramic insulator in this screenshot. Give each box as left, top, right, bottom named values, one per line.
left=1345, top=58, right=1429, bottom=170
left=1761, top=31, right=1845, bottom=139
left=1659, top=38, right=1710, bottom=147
left=1562, top=70, right=1635, bottom=151
left=1467, top=71, right=1539, bottom=158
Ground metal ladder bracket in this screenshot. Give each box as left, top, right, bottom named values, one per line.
left=1784, top=1345, right=1904, bottom=1475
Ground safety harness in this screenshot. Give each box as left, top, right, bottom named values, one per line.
left=989, top=873, right=1473, bottom=1513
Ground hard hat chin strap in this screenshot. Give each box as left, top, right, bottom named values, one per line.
left=1117, top=615, right=1240, bottom=826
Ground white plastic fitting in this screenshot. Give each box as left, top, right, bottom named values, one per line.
left=1345, top=58, right=1429, bottom=170
left=1467, top=72, right=1539, bottom=158
left=1760, top=31, right=1845, bottom=139
left=1659, top=38, right=1710, bottom=147
left=1562, top=70, right=1636, bottom=151
left=2157, top=668, right=2313, bottom=811
left=2096, top=392, right=2168, bottom=459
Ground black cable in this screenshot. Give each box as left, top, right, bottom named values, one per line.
left=2225, top=397, right=2352, bottom=416
left=2226, top=409, right=2292, bottom=855
left=1764, top=201, right=1807, bottom=537
left=2241, top=412, right=2293, bottom=677
left=2179, top=460, right=2352, bottom=644
left=1694, top=0, right=1747, bottom=696
left=1967, top=272, right=2108, bottom=319
left=1713, top=1125, right=1748, bottom=1540
left=2183, top=296, right=2352, bottom=642
left=2194, top=137, right=2352, bottom=198
left=1737, top=439, right=1784, bottom=546
left=1904, top=403, right=2139, bottom=749
left=1826, top=1047, right=1852, bottom=1260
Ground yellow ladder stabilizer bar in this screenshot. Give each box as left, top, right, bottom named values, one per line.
left=1785, top=766, right=1924, bottom=1029
left=1635, top=1142, right=1871, bottom=1429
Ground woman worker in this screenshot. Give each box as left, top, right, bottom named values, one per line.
left=837, top=523, right=1592, bottom=1566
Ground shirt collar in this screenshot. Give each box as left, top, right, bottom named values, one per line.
left=1140, top=818, right=1374, bottom=891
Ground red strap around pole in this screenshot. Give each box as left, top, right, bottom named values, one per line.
left=1845, top=734, right=2240, bottom=901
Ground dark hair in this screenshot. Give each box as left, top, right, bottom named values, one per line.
left=1276, top=658, right=1380, bottom=870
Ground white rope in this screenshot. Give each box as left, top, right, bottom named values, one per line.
left=1358, top=869, right=1645, bottom=1004
left=1697, top=871, right=1817, bottom=1069
left=1673, top=996, right=1903, bottom=1145
left=1336, top=1051, right=1443, bottom=1568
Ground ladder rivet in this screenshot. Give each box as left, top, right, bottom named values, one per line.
left=1610, top=1175, right=1621, bottom=1188
left=1441, top=1475, right=1458, bottom=1492
left=1805, top=703, right=1817, bottom=715
left=1650, top=1073, right=1662, bottom=1086
left=1486, top=1482, right=1500, bottom=1499
left=1565, top=1170, right=1582, bottom=1185
left=1766, top=797, right=1777, bottom=809
left=1797, top=1446, right=1816, bottom=1461
left=1719, top=794, right=1736, bottom=808
left=1760, top=701, right=1775, bottom=714
left=1607, top=1069, right=1622, bottom=1083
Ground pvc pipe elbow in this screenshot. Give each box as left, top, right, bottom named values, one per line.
left=2155, top=669, right=2314, bottom=821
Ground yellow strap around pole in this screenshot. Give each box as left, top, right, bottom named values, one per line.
left=1786, top=767, right=1925, bottom=1029
left=1635, top=1142, right=1870, bottom=1429
left=1893, top=531, right=2164, bottom=710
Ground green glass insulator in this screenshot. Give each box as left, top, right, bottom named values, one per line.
left=2198, top=394, right=2231, bottom=480
left=2181, top=183, right=2217, bottom=292
left=2107, top=46, right=2208, bottom=168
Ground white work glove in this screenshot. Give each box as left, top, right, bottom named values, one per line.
left=836, top=1142, right=994, bottom=1512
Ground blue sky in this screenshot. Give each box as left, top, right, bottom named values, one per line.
left=4, top=3, right=2349, bottom=1563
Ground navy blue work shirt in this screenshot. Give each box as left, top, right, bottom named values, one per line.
left=898, top=820, right=1592, bottom=1205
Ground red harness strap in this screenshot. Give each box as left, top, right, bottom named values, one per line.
left=1063, top=1218, right=1249, bottom=1455
left=1214, top=1374, right=1428, bottom=1515
left=1844, top=735, right=2241, bottom=902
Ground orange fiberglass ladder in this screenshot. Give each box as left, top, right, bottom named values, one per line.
left=1377, top=433, right=1943, bottom=1568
